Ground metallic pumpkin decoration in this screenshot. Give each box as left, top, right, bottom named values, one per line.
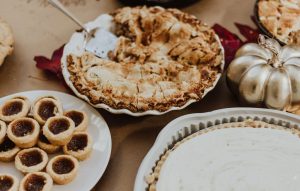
left=226, top=35, right=300, bottom=110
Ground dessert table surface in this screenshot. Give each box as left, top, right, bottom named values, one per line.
left=0, top=0, right=255, bottom=190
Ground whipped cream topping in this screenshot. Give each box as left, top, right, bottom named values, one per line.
left=156, top=127, right=300, bottom=191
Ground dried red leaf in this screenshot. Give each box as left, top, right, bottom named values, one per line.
left=235, top=22, right=260, bottom=43
left=212, top=24, right=241, bottom=41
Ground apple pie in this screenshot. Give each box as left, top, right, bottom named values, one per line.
left=0, top=18, right=14, bottom=66
left=66, top=6, right=224, bottom=113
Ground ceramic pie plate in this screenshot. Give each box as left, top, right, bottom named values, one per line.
left=61, top=13, right=225, bottom=117
left=134, top=107, right=300, bottom=191
left=0, top=90, right=112, bottom=191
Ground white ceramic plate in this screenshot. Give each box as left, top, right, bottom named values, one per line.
left=61, top=14, right=225, bottom=117
left=134, top=107, right=300, bottom=191
left=0, top=90, right=112, bottom=191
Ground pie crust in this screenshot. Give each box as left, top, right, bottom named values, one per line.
left=0, top=18, right=14, bottom=66
left=0, top=137, right=20, bottom=162
left=43, top=116, right=75, bottom=146
left=19, top=172, right=53, bottom=191
left=0, top=120, right=7, bottom=144
left=15, top=147, right=48, bottom=174
left=32, top=96, right=63, bottom=125
left=7, top=117, right=40, bottom=148
left=46, top=155, right=79, bottom=185
left=0, top=97, right=30, bottom=122
left=258, top=0, right=300, bottom=44
left=63, top=132, right=93, bottom=161
left=64, top=110, right=88, bottom=132
left=0, top=174, right=19, bottom=191
left=37, top=132, right=60, bottom=154
left=66, top=6, right=223, bottom=113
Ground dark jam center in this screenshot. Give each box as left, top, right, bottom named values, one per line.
left=67, top=134, right=88, bottom=152
left=0, top=138, right=15, bottom=152
left=0, top=176, right=13, bottom=191
left=65, top=111, right=83, bottom=127
left=39, top=133, right=51, bottom=144
left=2, top=101, right=23, bottom=116
left=24, top=174, right=46, bottom=191
left=49, top=119, right=69, bottom=135
left=38, top=101, right=57, bottom=120
left=20, top=150, right=43, bottom=167
left=12, top=120, right=34, bottom=137
left=53, top=158, right=74, bottom=174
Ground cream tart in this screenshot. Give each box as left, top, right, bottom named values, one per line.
left=43, top=116, right=75, bottom=146
left=37, top=132, right=60, bottom=154
left=7, top=118, right=40, bottom=148
left=0, top=18, right=14, bottom=66
left=64, top=110, right=88, bottom=132
left=19, top=172, right=53, bottom=191
left=63, top=132, right=93, bottom=161
left=0, top=97, right=30, bottom=122
left=0, top=120, right=6, bottom=144
left=32, top=96, right=63, bottom=125
left=147, top=120, right=300, bottom=191
left=0, top=137, right=20, bottom=162
left=46, top=155, right=79, bottom=185
left=15, top=148, right=48, bottom=174
left=0, top=174, right=19, bottom=191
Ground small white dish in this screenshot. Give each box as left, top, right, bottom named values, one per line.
left=0, top=90, right=112, bottom=191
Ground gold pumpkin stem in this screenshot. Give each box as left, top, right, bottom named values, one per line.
left=258, top=34, right=282, bottom=68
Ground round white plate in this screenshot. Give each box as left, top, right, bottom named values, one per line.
left=61, top=13, right=225, bottom=117
left=0, top=90, right=112, bottom=191
left=134, top=107, right=300, bottom=191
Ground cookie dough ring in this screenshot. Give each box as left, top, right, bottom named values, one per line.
left=19, top=172, right=53, bottom=191
left=0, top=174, right=19, bottom=191
left=46, top=155, right=79, bottom=185
left=63, top=132, right=93, bottom=161
left=0, top=120, right=7, bottom=144
left=43, top=116, right=75, bottom=146
left=0, top=137, right=20, bottom=162
left=0, top=97, right=30, bottom=122
left=7, top=118, right=40, bottom=148
left=64, top=110, right=88, bottom=132
left=0, top=18, right=14, bottom=66
left=32, top=96, right=63, bottom=125
left=37, top=132, right=60, bottom=154
left=15, top=148, right=48, bottom=174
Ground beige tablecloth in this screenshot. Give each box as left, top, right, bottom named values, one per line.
left=0, top=0, right=256, bottom=190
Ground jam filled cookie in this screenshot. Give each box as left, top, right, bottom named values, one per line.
left=63, top=132, right=93, bottom=161
left=64, top=110, right=88, bottom=132
left=37, top=132, right=60, bottom=154
left=0, top=120, right=7, bottom=144
left=7, top=118, right=40, bottom=148
left=19, top=172, right=53, bottom=191
left=15, top=148, right=48, bottom=173
left=46, top=155, right=79, bottom=185
left=0, top=174, right=19, bottom=191
left=0, top=137, right=20, bottom=162
left=32, top=96, right=63, bottom=125
left=0, top=96, right=30, bottom=122
left=43, top=116, right=75, bottom=146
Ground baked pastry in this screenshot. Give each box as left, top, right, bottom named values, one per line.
left=0, top=120, right=6, bottom=144
left=63, top=132, right=93, bottom=160
left=147, top=120, right=300, bottom=191
left=0, top=96, right=30, bottom=122
left=0, top=174, right=19, bottom=191
left=43, top=116, right=75, bottom=145
left=19, top=172, right=53, bottom=191
left=64, top=110, right=88, bottom=132
left=7, top=117, right=40, bottom=148
left=37, top=132, right=60, bottom=154
left=0, top=18, right=14, bottom=66
left=32, top=96, right=63, bottom=125
left=46, top=155, right=79, bottom=185
left=15, top=147, right=48, bottom=173
left=257, top=0, right=300, bottom=44
left=65, top=6, right=224, bottom=113
left=0, top=137, right=20, bottom=162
